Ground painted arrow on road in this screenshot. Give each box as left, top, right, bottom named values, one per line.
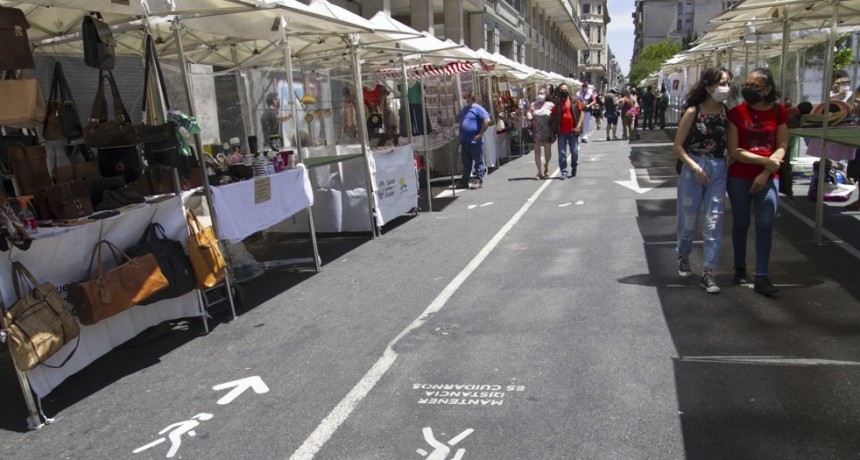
left=213, top=376, right=270, bottom=405
left=615, top=168, right=667, bottom=194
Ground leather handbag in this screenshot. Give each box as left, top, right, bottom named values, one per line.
left=97, top=144, right=142, bottom=183
left=82, top=14, right=115, bottom=70
left=43, top=62, right=83, bottom=141
left=84, top=71, right=137, bottom=148
left=1, top=261, right=80, bottom=371
left=94, top=186, right=145, bottom=211
left=43, top=180, right=93, bottom=219
left=127, top=222, right=196, bottom=304
left=0, top=6, right=35, bottom=71
left=86, top=175, right=125, bottom=208
left=367, top=113, right=383, bottom=130
left=186, top=209, right=227, bottom=289
left=0, top=128, right=38, bottom=176
left=69, top=240, right=169, bottom=325
left=52, top=144, right=101, bottom=183
left=0, top=71, right=47, bottom=129
left=8, top=141, right=52, bottom=196
left=138, top=34, right=183, bottom=170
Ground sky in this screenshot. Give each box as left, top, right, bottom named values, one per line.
left=606, top=0, right=637, bottom=76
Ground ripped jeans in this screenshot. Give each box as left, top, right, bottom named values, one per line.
left=676, top=156, right=728, bottom=270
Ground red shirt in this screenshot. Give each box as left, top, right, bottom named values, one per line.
left=727, top=103, right=787, bottom=180
left=560, top=99, right=575, bottom=134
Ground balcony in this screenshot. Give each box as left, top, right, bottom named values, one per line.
left=494, top=0, right=523, bottom=28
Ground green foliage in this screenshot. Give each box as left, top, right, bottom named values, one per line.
left=629, top=40, right=683, bottom=85
left=833, top=48, right=853, bottom=70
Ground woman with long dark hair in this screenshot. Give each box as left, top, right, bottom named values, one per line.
left=726, top=67, right=788, bottom=296
left=673, top=67, right=732, bottom=293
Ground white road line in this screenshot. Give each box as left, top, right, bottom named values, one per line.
left=289, top=175, right=556, bottom=460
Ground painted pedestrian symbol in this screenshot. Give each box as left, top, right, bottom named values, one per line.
left=133, top=413, right=214, bottom=458
left=416, top=427, right=474, bottom=460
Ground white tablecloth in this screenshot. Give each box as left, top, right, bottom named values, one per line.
left=209, top=164, right=313, bottom=242
left=0, top=197, right=200, bottom=398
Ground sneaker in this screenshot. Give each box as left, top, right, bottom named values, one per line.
left=570, top=169, right=577, bottom=177
left=581, top=139, right=588, bottom=144
left=469, top=179, right=482, bottom=189
left=733, top=267, right=748, bottom=285
left=700, top=271, right=721, bottom=294
left=678, top=257, right=693, bottom=278
left=560, top=170, right=568, bottom=180
left=754, top=276, right=779, bottom=296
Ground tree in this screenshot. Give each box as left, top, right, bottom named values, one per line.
left=629, top=40, right=683, bottom=86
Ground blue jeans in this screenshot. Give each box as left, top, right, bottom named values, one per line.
left=676, top=158, right=728, bottom=270
left=557, top=132, right=579, bottom=174
left=460, top=142, right=485, bottom=183
left=726, top=176, right=779, bottom=276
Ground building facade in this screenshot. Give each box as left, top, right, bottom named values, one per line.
left=579, top=0, right=610, bottom=90
left=333, top=0, right=589, bottom=77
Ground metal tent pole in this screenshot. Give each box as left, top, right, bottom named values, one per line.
left=349, top=34, right=379, bottom=238
left=172, top=19, right=237, bottom=322
left=281, top=16, right=321, bottom=271
left=419, top=58, right=437, bottom=203
left=779, top=11, right=790, bottom=100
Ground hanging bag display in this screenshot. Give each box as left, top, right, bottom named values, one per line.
left=52, top=143, right=100, bottom=183
left=0, top=6, right=35, bottom=71
left=8, top=141, right=52, bottom=196
left=43, top=62, right=83, bottom=141
left=127, top=222, right=195, bottom=304
left=43, top=180, right=93, bottom=219
left=69, top=240, right=169, bottom=325
left=82, top=13, right=115, bottom=70
left=84, top=70, right=137, bottom=148
left=137, top=34, right=183, bottom=172
left=185, top=209, right=227, bottom=289
left=0, top=71, right=47, bottom=129
left=1, top=261, right=80, bottom=371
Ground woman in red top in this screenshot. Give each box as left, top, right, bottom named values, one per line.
left=726, top=68, right=788, bottom=296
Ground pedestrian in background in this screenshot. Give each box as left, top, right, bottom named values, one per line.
left=726, top=67, right=788, bottom=296
left=529, top=86, right=555, bottom=179
left=657, top=86, right=669, bottom=128
left=458, top=90, right=492, bottom=189
left=640, top=85, right=656, bottom=130
left=551, top=82, right=584, bottom=180
left=593, top=93, right=604, bottom=130
left=674, top=67, right=732, bottom=294
left=620, top=89, right=636, bottom=140
left=579, top=82, right=595, bottom=143
left=603, top=89, right=619, bottom=141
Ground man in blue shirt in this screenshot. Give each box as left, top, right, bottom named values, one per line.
left=458, top=90, right=492, bottom=189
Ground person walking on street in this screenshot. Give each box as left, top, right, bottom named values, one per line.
left=529, top=86, right=555, bottom=179
left=657, top=86, right=669, bottom=128
left=674, top=67, right=732, bottom=294
left=579, top=82, right=595, bottom=143
left=726, top=67, right=788, bottom=296
left=620, top=89, right=636, bottom=141
left=604, top=89, right=619, bottom=141
left=458, top=90, right=492, bottom=189
left=641, top=86, right=656, bottom=130
left=551, top=83, right=584, bottom=180
left=593, top=93, right=604, bottom=130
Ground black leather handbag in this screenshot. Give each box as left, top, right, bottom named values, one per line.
left=82, top=14, right=115, bottom=70
left=137, top=35, right=183, bottom=170
left=127, top=222, right=195, bottom=305
left=0, top=6, right=35, bottom=71
left=43, top=62, right=83, bottom=141
left=84, top=71, right=137, bottom=148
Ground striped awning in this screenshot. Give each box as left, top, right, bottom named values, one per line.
left=374, top=61, right=476, bottom=80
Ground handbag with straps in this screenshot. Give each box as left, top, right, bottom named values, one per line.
left=82, top=13, right=115, bottom=70
left=1, top=261, right=80, bottom=371
left=0, top=6, right=35, bottom=71
left=43, top=62, right=83, bottom=141
left=94, top=185, right=145, bottom=211
left=69, top=240, right=169, bottom=325
left=52, top=143, right=101, bottom=184
left=186, top=209, right=227, bottom=289
left=0, top=71, right=47, bottom=129
left=138, top=34, right=183, bottom=172
left=84, top=70, right=137, bottom=148
left=8, top=141, right=52, bottom=196
left=43, top=180, right=93, bottom=220
left=127, top=222, right=196, bottom=305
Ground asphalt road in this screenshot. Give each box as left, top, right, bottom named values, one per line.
left=2, top=127, right=860, bottom=460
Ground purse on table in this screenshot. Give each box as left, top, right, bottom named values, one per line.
left=186, top=209, right=227, bottom=289
left=0, top=6, right=35, bottom=71
left=1, top=261, right=80, bottom=371
left=0, top=71, right=46, bottom=129
left=43, top=180, right=93, bottom=220
left=94, top=186, right=145, bottom=211
left=127, top=222, right=196, bottom=304
left=69, top=240, right=169, bottom=325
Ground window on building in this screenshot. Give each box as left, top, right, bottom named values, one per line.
left=585, top=72, right=593, bottom=83
left=583, top=3, right=591, bottom=14
left=596, top=51, right=601, bottom=63
left=596, top=26, right=601, bottom=43
left=584, top=24, right=590, bottom=38
left=685, top=1, right=693, bottom=14
left=582, top=50, right=590, bottom=64
left=597, top=4, right=602, bottom=14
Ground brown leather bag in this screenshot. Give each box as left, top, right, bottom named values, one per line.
left=0, top=6, right=35, bottom=71
left=0, top=72, right=46, bottom=129
left=43, top=180, right=93, bottom=219
left=52, top=144, right=100, bottom=184
left=186, top=209, right=227, bottom=289
left=8, top=141, right=52, bottom=195
left=69, top=240, right=169, bottom=325
left=1, top=261, right=80, bottom=371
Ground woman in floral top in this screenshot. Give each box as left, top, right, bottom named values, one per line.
left=673, top=67, right=732, bottom=294
left=529, top=86, right=555, bottom=179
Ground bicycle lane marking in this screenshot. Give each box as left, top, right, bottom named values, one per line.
left=289, top=177, right=557, bottom=460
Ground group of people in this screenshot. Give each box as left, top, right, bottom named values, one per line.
left=674, top=66, right=787, bottom=296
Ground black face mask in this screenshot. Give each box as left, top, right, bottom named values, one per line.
left=559, top=90, right=569, bottom=98
left=741, top=87, right=764, bottom=104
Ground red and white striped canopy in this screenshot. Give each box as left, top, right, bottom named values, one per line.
left=374, top=61, right=476, bottom=80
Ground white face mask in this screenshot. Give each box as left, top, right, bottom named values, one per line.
left=537, top=94, right=546, bottom=102
left=712, top=85, right=731, bottom=103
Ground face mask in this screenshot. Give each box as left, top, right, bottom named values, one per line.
left=741, top=87, right=764, bottom=104
left=712, top=86, right=730, bottom=103
left=834, top=85, right=851, bottom=95
left=537, top=94, right=546, bottom=102
left=559, top=90, right=569, bottom=98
